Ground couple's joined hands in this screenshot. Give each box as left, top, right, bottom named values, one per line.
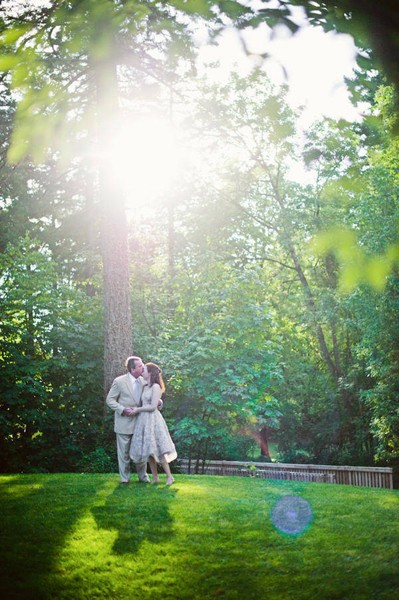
left=122, top=400, right=162, bottom=416
left=122, top=407, right=139, bottom=417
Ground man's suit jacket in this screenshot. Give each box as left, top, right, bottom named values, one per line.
left=106, top=374, right=146, bottom=434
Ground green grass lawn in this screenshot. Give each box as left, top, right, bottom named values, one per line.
left=1, top=473, right=398, bottom=599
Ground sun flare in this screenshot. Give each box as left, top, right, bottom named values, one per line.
left=108, top=117, right=181, bottom=207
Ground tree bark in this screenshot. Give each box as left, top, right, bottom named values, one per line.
left=259, top=426, right=271, bottom=459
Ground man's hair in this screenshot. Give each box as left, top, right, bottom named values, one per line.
left=125, top=356, right=141, bottom=372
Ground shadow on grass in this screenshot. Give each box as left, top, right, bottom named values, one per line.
left=92, top=482, right=178, bottom=555
left=0, top=474, right=103, bottom=599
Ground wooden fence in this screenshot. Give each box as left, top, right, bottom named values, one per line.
left=177, top=459, right=393, bottom=489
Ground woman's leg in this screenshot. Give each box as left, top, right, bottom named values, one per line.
left=149, top=456, right=160, bottom=482
left=161, top=456, right=174, bottom=485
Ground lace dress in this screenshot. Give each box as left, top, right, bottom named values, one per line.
left=129, top=384, right=177, bottom=464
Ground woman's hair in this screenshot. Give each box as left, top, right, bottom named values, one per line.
left=146, top=362, right=165, bottom=393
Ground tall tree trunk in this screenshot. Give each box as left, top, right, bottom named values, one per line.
left=167, top=202, right=175, bottom=280
left=259, top=426, right=271, bottom=459
left=269, top=175, right=341, bottom=383
left=287, top=240, right=341, bottom=383
left=93, top=53, right=132, bottom=395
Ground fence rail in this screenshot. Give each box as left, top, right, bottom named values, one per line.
left=178, top=459, right=393, bottom=489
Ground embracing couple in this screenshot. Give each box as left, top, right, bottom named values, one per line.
left=106, top=355, right=177, bottom=486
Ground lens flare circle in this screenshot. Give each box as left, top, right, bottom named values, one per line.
left=271, top=495, right=313, bottom=535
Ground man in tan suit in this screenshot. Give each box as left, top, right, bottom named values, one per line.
left=106, top=355, right=149, bottom=483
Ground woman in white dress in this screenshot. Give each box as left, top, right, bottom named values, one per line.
left=129, top=362, right=177, bottom=485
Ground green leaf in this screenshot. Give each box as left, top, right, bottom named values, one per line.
left=0, top=25, right=30, bottom=45
left=0, top=55, right=19, bottom=71
left=168, top=0, right=214, bottom=18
